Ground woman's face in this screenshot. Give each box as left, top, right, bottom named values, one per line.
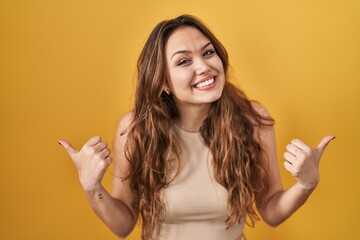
left=165, top=26, right=225, bottom=110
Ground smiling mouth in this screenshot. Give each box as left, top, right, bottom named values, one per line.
left=193, top=78, right=215, bottom=89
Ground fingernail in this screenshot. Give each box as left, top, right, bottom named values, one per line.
left=58, top=141, right=62, bottom=145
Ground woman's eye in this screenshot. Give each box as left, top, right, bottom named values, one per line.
left=204, top=49, right=215, bottom=57
left=177, top=59, right=191, bottom=66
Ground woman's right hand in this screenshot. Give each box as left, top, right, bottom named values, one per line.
left=58, top=136, right=112, bottom=192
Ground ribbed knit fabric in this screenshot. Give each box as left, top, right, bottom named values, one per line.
left=156, top=125, right=244, bottom=240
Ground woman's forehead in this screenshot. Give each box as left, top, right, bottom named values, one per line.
left=165, top=27, right=210, bottom=55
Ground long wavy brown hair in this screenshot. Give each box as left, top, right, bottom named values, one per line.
left=123, top=14, right=274, bottom=239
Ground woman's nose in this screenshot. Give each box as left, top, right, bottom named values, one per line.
left=195, top=59, right=211, bottom=75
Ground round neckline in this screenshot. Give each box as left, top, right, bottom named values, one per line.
left=173, top=123, right=201, bottom=137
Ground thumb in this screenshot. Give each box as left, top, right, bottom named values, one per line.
left=58, top=139, right=78, bottom=160
left=315, top=135, right=335, bottom=154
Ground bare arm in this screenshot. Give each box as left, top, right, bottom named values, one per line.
left=59, top=112, right=137, bottom=238
left=83, top=185, right=136, bottom=238
left=252, top=103, right=334, bottom=227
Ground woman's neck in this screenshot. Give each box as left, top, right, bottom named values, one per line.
left=174, top=103, right=211, bottom=133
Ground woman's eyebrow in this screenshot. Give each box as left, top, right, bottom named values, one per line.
left=201, top=42, right=212, bottom=50
left=170, top=42, right=213, bottom=60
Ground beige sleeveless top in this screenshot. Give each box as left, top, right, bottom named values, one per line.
left=156, top=125, right=244, bottom=240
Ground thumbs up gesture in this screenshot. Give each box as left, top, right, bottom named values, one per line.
left=283, top=135, right=335, bottom=190
left=58, top=136, right=112, bottom=192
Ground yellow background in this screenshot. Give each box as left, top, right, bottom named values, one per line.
left=0, top=0, right=359, bottom=239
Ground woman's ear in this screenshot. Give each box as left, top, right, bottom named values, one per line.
left=162, top=86, right=171, bottom=95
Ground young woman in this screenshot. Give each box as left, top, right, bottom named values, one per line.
left=59, top=15, right=334, bottom=240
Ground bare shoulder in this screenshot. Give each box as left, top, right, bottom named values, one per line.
left=112, top=111, right=134, bottom=190
left=250, top=101, right=272, bottom=118
left=250, top=101, right=274, bottom=141
left=116, top=111, right=135, bottom=136
left=113, top=111, right=134, bottom=166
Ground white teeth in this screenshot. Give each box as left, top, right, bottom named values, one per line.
left=194, top=78, right=214, bottom=88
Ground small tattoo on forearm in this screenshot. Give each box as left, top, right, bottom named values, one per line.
left=98, top=193, right=104, bottom=199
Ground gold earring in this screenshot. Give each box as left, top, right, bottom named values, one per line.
left=164, top=88, right=170, bottom=95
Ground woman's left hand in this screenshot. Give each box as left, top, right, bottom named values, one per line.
left=283, top=135, right=335, bottom=190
